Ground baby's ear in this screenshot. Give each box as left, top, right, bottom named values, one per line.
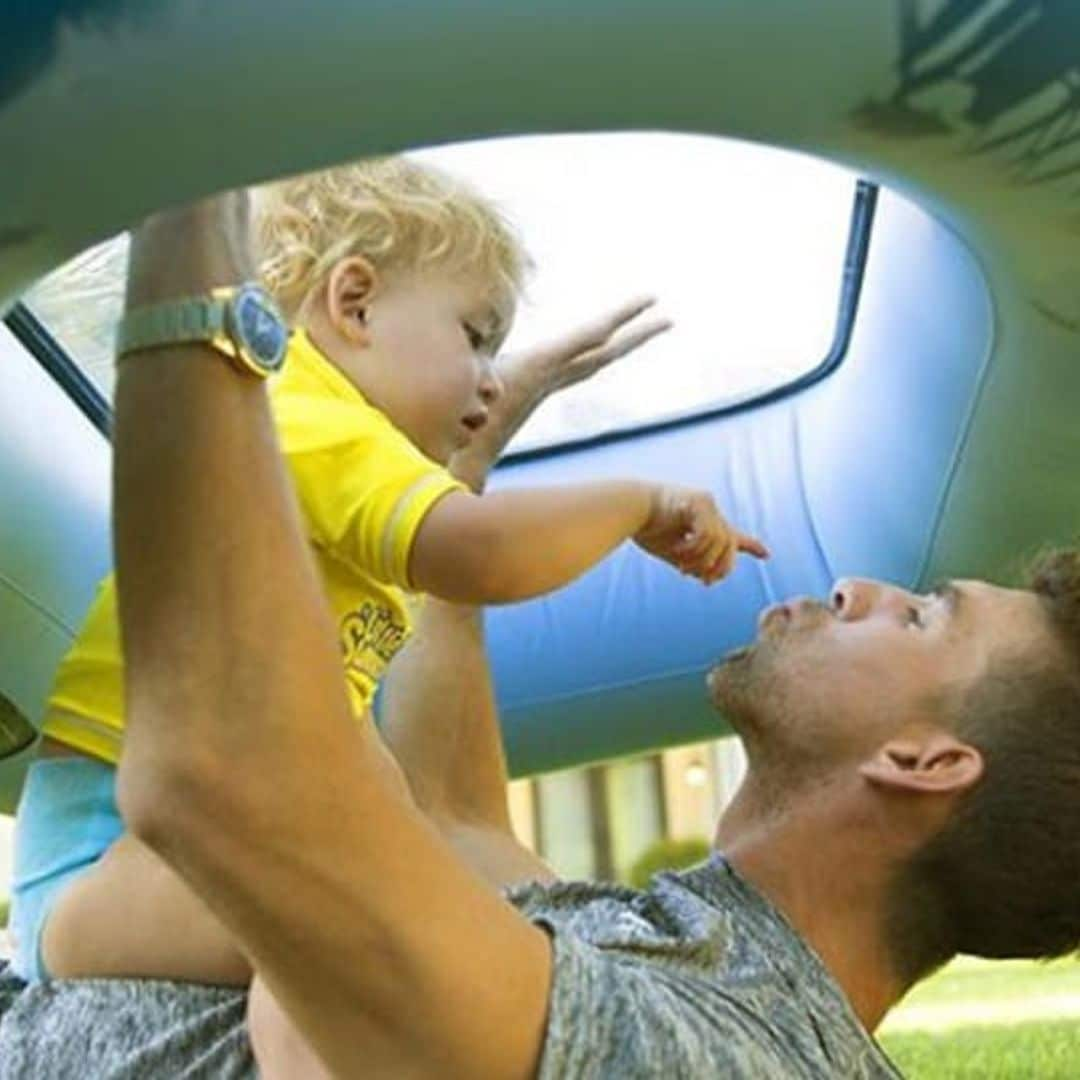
left=859, top=731, right=983, bottom=796
left=327, top=256, right=378, bottom=342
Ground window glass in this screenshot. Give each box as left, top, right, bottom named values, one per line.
left=24, top=232, right=127, bottom=399
left=413, top=132, right=858, bottom=451
left=22, top=132, right=858, bottom=451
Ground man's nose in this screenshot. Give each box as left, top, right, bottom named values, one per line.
left=830, top=578, right=879, bottom=620
left=831, top=578, right=913, bottom=621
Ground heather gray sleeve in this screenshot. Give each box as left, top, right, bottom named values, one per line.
left=0, top=968, right=254, bottom=1079
left=535, top=928, right=792, bottom=1080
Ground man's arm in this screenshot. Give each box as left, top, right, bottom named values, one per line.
left=381, top=599, right=560, bottom=891
left=383, top=299, right=673, bottom=890
left=113, top=195, right=551, bottom=1080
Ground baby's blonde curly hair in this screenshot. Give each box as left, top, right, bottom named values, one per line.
left=255, top=157, right=529, bottom=337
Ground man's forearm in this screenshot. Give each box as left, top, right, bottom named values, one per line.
left=382, top=601, right=510, bottom=828
left=111, top=197, right=553, bottom=1080
left=114, top=198, right=353, bottom=803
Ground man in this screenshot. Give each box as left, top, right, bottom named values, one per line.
left=1, top=193, right=1078, bottom=1078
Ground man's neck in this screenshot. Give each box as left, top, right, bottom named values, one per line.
left=716, top=780, right=912, bottom=1032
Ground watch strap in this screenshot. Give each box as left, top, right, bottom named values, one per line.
left=116, top=296, right=229, bottom=356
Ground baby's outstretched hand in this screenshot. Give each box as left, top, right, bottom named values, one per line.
left=634, top=485, right=769, bottom=584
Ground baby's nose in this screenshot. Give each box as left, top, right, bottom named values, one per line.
left=479, top=363, right=503, bottom=405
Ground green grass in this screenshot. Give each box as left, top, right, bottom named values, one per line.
left=881, top=1019, right=1080, bottom=1078
left=883, top=956, right=1080, bottom=1031
left=893, top=955, right=1080, bottom=1011
left=878, top=956, right=1080, bottom=1077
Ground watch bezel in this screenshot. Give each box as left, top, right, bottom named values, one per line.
left=224, top=284, right=289, bottom=376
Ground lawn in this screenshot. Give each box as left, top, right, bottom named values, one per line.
left=879, top=956, right=1080, bottom=1077
left=882, top=1020, right=1079, bottom=1079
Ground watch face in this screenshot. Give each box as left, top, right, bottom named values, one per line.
left=232, top=285, right=288, bottom=373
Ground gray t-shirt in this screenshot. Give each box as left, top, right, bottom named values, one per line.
left=510, top=855, right=901, bottom=1078
left=0, top=855, right=901, bottom=1078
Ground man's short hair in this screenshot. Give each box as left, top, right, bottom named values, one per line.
left=890, top=546, right=1080, bottom=980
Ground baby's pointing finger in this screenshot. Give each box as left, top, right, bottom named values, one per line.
left=736, top=532, right=770, bottom=560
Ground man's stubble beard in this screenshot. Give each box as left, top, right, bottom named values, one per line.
left=710, top=640, right=783, bottom=745
left=710, top=600, right=835, bottom=746
left=709, top=633, right=838, bottom=800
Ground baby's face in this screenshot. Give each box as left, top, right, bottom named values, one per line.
left=359, top=269, right=508, bottom=464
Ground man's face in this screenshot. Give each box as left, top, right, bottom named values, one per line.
left=708, top=576, right=1052, bottom=772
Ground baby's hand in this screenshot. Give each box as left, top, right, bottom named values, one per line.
left=634, top=485, right=769, bottom=584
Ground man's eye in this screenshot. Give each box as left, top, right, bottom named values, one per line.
left=906, top=606, right=924, bottom=629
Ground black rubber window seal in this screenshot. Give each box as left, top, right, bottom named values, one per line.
left=498, top=179, right=880, bottom=467
left=3, top=301, right=112, bottom=439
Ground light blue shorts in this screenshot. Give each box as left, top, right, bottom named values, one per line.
left=8, top=756, right=123, bottom=982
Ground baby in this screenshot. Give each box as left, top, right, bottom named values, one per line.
left=9, top=158, right=764, bottom=993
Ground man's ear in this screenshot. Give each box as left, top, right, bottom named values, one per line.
left=859, top=732, right=984, bottom=795
left=325, top=256, right=378, bottom=343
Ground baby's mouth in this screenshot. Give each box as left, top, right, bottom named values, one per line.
left=461, top=411, right=489, bottom=434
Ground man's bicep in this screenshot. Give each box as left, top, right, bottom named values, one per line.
left=242, top=775, right=553, bottom=1080
left=364, top=880, right=554, bottom=1079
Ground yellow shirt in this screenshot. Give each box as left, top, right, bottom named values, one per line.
left=42, top=329, right=465, bottom=763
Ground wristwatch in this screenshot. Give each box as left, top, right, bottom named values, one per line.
left=116, top=283, right=289, bottom=377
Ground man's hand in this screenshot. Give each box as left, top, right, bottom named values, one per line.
left=451, top=296, right=671, bottom=490
left=126, top=190, right=254, bottom=309
left=634, top=485, right=769, bottom=585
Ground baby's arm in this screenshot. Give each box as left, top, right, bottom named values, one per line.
left=409, top=481, right=766, bottom=604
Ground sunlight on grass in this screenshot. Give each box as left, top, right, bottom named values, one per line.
left=883, top=955, right=1080, bottom=1033
left=879, top=956, right=1080, bottom=1077
left=881, top=1019, right=1080, bottom=1079
left=883, top=955, right=1080, bottom=1034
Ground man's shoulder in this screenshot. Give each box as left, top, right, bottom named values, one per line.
left=507, top=858, right=902, bottom=1079
left=507, top=855, right=783, bottom=965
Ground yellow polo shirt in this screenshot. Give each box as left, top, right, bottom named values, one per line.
left=42, top=329, right=465, bottom=763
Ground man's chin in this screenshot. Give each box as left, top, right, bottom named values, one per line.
left=706, top=644, right=756, bottom=710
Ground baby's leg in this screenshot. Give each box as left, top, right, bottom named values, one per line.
left=248, top=975, right=334, bottom=1080
left=43, top=831, right=251, bottom=984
